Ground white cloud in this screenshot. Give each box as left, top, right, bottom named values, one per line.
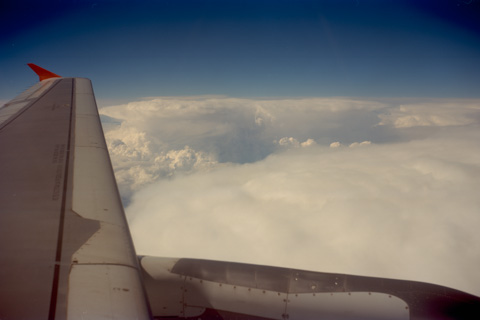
left=377, top=99, right=480, bottom=128
left=277, top=137, right=301, bottom=147
left=276, top=137, right=317, bottom=148
left=300, top=138, right=316, bottom=147
left=349, top=141, right=371, bottom=147
left=101, top=96, right=480, bottom=296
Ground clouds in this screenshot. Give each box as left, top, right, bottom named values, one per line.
left=100, top=96, right=480, bottom=295
left=377, top=99, right=480, bottom=128
left=100, top=96, right=389, bottom=199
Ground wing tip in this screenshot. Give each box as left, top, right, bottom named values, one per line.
left=27, top=63, right=61, bottom=81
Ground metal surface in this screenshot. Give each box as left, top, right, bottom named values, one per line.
left=0, top=77, right=150, bottom=320
left=0, top=79, right=57, bottom=127
left=67, top=78, right=150, bottom=319
left=0, top=78, right=78, bottom=319
left=287, top=292, right=407, bottom=320
left=68, top=264, right=149, bottom=320
left=140, top=256, right=480, bottom=320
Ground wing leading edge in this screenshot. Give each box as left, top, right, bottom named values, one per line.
left=0, top=65, right=150, bottom=319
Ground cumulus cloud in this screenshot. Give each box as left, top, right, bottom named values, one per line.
left=377, top=99, right=480, bottom=128
left=330, top=141, right=372, bottom=148
left=349, top=141, right=372, bottom=147
left=276, top=137, right=317, bottom=148
left=300, top=138, right=317, bottom=147
left=100, top=96, right=480, bottom=295
left=100, top=96, right=387, bottom=199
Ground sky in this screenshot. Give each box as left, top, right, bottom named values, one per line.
left=1, top=0, right=480, bottom=99
left=2, top=0, right=480, bottom=296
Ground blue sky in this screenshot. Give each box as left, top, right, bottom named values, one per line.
left=1, top=0, right=479, bottom=100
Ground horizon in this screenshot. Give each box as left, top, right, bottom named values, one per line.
left=1, top=0, right=479, bottom=100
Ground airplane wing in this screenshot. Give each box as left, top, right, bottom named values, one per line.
left=1, top=65, right=479, bottom=320
left=0, top=65, right=151, bottom=320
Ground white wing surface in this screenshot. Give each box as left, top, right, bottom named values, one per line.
left=0, top=65, right=150, bottom=320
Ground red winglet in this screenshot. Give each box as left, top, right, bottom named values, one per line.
left=27, top=63, right=61, bottom=81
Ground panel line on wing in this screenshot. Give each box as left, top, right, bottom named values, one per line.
left=71, top=262, right=141, bottom=269
left=48, top=78, right=75, bottom=320
left=0, top=79, right=60, bottom=131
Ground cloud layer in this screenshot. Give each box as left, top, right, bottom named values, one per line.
left=100, top=96, right=480, bottom=295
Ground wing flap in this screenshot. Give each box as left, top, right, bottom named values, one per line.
left=68, top=265, right=149, bottom=320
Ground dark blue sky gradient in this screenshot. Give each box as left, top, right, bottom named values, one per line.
left=1, top=0, right=479, bottom=99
